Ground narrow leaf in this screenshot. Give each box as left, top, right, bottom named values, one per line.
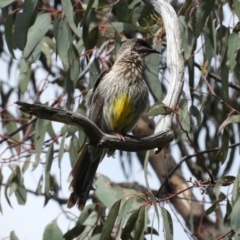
left=121, top=209, right=139, bottom=239
left=144, top=102, right=172, bottom=118
left=215, top=129, right=229, bottom=164
left=4, top=14, right=15, bottom=58
left=205, top=202, right=218, bottom=215
left=231, top=197, right=240, bottom=236
left=233, top=0, right=240, bottom=20
left=33, top=118, right=49, bottom=170
left=58, top=135, right=65, bottom=167
left=161, top=207, right=173, bottom=240
left=61, top=0, right=82, bottom=38
left=219, top=115, right=240, bottom=132
left=10, top=231, right=19, bottom=240
left=144, top=151, right=160, bottom=228
left=13, top=0, right=38, bottom=50
left=45, top=143, right=54, bottom=200
left=0, top=0, right=13, bottom=8
left=133, top=206, right=145, bottom=240
left=95, top=175, right=124, bottom=208
left=115, top=197, right=135, bottom=239
left=227, top=32, right=240, bottom=72
left=23, top=13, right=51, bottom=59
left=100, top=200, right=121, bottom=240
left=232, top=173, right=240, bottom=205
left=19, top=58, right=31, bottom=93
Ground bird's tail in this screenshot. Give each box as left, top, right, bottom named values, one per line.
left=67, top=145, right=104, bottom=210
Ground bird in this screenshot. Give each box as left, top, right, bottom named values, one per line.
left=67, top=38, right=161, bottom=210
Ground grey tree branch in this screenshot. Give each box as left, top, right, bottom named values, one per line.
left=143, top=0, right=184, bottom=153
left=16, top=101, right=174, bottom=152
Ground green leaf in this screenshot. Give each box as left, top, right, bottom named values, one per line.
left=215, top=129, right=229, bottom=164
left=95, top=175, right=124, bottom=208
left=88, top=26, right=99, bottom=51
left=89, top=58, right=101, bottom=88
left=36, top=175, right=43, bottom=195
left=227, top=32, right=240, bottom=72
left=179, top=99, right=190, bottom=133
left=224, top=199, right=232, bottom=227
left=19, top=58, right=31, bottom=93
left=27, top=40, right=42, bottom=64
left=231, top=197, right=240, bottom=236
left=47, top=122, right=57, bottom=143
left=15, top=183, right=27, bottom=205
left=100, top=200, right=121, bottom=240
left=61, top=0, right=82, bottom=38
left=232, top=173, right=240, bottom=205
left=161, top=207, right=173, bottom=240
left=111, top=22, right=135, bottom=32
left=43, top=220, right=64, bottom=240
left=190, top=105, right=201, bottom=126
left=34, top=118, right=49, bottom=170
left=91, top=234, right=101, bottom=240
left=4, top=14, right=15, bottom=58
left=131, top=2, right=148, bottom=33
left=114, top=31, right=122, bottom=56
left=205, top=202, right=218, bottom=215
left=144, top=46, right=162, bottom=101
left=219, top=115, right=240, bottom=132
left=128, top=0, right=141, bottom=9
left=214, top=179, right=222, bottom=200
left=113, top=0, right=129, bottom=21
left=0, top=0, right=13, bottom=8
left=178, top=16, right=194, bottom=60
left=23, top=13, right=51, bottom=59
left=233, top=0, right=240, bottom=20
left=45, top=144, right=54, bottom=200
left=115, top=197, right=135, bottom=239
left=133, top=206, right=145, bottom=240
left=144, top=102, right=172, bottom=118
left=54, top=16, right=72, bottom=71
left=144, top=226, right=159, bottom=236
left=22, top=156, right=31, bottom=174
left=10, top=231, right=19, bottom=240
left=69, top=134, right=79, bottom=167
left=195, top=0, right=215, bottom=38
left=64, top=204, right=96, bottom=239
left=41, top=37, right=53, bottom=68
left=58, top=135, right=65, bottom=167
left=4, top=112, right=20, bottom=142
left=144, top=151, right=159, bottom=229
left=0, top=169, right=3, bottom=213
left=121, top=209, right=139, bottom=239
left=13, top=0, right=38, bottom=50
left=69, top=46, right=80, bottom=86
left=81, top=211, right=98, bottom=237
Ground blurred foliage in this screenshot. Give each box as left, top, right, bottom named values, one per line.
left=1, top=0, right=240, bottom=239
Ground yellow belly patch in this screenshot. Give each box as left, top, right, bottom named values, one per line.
left=110, top=94, right=132, bottom=132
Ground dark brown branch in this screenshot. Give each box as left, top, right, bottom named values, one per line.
left=15, top=101, right=174, bottom=152
left=158, top=141, right=240, bottom=194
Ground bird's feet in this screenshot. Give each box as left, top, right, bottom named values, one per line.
left=108, top=131, right=126, bottom=142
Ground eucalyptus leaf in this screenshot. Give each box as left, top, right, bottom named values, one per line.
left=43, top=220, right=64, bottom=240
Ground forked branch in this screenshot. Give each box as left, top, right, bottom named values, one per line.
left=16, top=101, right=174, bottom=152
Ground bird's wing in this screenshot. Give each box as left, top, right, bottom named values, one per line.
left=87, top=69, right=110, bottom=124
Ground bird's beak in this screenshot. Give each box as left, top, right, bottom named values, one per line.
left=137, top=47, right=161, bottom=55
left=146, top=48, right=161, bottom=54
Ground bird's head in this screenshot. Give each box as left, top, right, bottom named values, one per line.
left=117, top=38, right=161, bottom=58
